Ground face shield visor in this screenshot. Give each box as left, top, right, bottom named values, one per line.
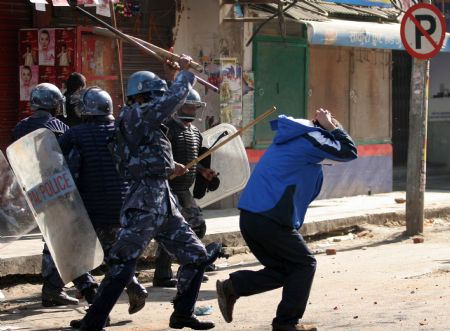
left=177, top=102, right=206, bottom=122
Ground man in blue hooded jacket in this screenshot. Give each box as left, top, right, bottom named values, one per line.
left=216, top=109, right=357, bottom=331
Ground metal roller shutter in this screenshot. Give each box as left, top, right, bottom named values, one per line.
left=0, top=0, right=33, bottom=152
left=50, top=1, right=175, bottom=82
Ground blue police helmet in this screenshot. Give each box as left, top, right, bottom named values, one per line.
left=72, top=86, right=114, bottom=119
left=30, top=83, right=65, bottom=113
left=126, top=71, right=168, bottom=98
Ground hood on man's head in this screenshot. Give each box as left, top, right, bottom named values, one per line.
left=271, top=115, right=332, bottom=144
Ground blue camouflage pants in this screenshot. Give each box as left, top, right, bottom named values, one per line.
left=72, top=225, right=141, bottom=294
left=154, top=189, right=206, bottom=281
left=81, top=210, right=209, bottom=329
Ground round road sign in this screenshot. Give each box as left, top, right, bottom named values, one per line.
left=400, top=3, right=446, bottom=60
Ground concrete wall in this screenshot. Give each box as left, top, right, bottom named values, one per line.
left=173, top=0, right=244, bottom=132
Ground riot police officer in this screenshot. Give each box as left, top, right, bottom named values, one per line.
left=153, top=89, right=218, bottom=288
left=75, top=56, right=220, bottom=331
left=58, top=87, right=148, bottom=322
left=11, top=83, right=79, bottom=307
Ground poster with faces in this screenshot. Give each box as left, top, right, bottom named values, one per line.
left=55, top=28, right=75, bottom=68
left=19, top=65, right=39, bottom=101
left=39, top=66, right=57, bottom=85
left=38, top=28, right=55, bottom=66
left=56, top=66, right=72, bottom=95
left=19, top=30, right=38, bottom=66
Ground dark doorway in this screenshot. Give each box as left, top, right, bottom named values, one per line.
left=391, top=51, right=412, bottom=190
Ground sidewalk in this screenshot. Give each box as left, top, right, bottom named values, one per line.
left=1, top=190, right=450, bottom=278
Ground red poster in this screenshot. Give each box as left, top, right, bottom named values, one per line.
left=55, top=28, right=75, bottom=68
left=38, top=28, right=56, bottom=66
left=19, top=65, right=39, bottom=101
left=56, top=66, right=73, bottom=94
left=19, top=30, right=38, bottom=66
left=39, top=66, right=57, bottom=85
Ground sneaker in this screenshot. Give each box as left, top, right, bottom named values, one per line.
left=42, top=285, right=79, bottom=307
left=272, top=322, right=318, bottom=331
left=169, top=313, right=215, bottom=330
left=216, top=279, right=239, bottom=323
left=153, top=278, right=177, bottom=288
left=126, top=282, right=148, bottom=314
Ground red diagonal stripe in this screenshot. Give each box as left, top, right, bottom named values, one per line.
left=406, top=10, right=439, bottom=49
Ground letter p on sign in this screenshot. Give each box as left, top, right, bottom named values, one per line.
left=400, top=3, right=446, bottom=60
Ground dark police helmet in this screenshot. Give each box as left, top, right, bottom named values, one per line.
left=30, top=83, right=65, bottom=113
left=72, top=86, right=114, bottom=119
left=185, top=89, right=206, bottom=108
left=126, top=71, right=168, bottom=98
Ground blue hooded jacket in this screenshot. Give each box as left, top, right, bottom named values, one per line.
left=238, top=115, right=357, bottom=229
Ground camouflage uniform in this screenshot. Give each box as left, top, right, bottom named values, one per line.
left=80, top=71, right=219, bottom=329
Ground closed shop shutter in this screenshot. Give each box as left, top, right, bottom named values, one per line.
left=50, top=1, right=175, bottom=85
left=0, top=1, right=33, bottom=152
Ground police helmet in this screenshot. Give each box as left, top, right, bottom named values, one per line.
left=126, top=71, right=168, bottom=98
left=72, top=86, right=114, bottom=119
left=177, top=89, right=206, bottom=121
left=30, top=83, right=65, bottom=114
left=184, top=89, right=206, bottom=108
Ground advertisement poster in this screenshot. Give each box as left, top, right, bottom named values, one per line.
left=19, top=30, right=38, bottom=66
left=55, top=28, right=75, bottom=68
left=242, top=71, right=255, bottom=147
left=19, top=65, right=39, bottom=101
left=38, top=28, right=55, bottom=66
left=39, top=66, right=57, bottom=85
left=81, top=34, right=116, bottom=77
left=219, top=58, right=243, bottom=128
left=56, top=66, right=73, bottom=94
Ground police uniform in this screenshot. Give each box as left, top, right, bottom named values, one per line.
left=154, top=116, right=207, bottom=284
left=79, top=71, right=219, bottom=330
left=12, top=109, right=77, bottom=307
left=59, top=116, right=146, bottom=309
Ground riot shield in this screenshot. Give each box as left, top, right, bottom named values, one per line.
left=0, top=151, right=36, bottom=247
left=194, top=123, right=250, bottom=208
left=6, top=128, right=104, bottom=284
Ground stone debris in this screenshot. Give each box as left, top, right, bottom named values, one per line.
left=326, top=248, right=337, bottom=255
left=413, top=237, right=424, bottom=244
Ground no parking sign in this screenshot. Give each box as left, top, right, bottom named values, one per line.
left=400, top=3, right=446, bottom=60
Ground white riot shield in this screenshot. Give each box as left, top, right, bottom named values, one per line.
left=0, top=151, right=36, bottom=247
left=6, top=128, right=104, bottom=284
left=194, top=123, right=250, bottom=208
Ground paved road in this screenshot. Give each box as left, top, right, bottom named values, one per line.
left=1, top=219, right=450, bottom=331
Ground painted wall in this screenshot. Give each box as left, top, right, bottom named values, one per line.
left=247, top=144, right=393, bottom=200
left=173, top=0, right=244, bottom=132
left=174, top=2, right=394, bottom=204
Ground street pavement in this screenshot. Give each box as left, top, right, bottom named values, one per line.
left=1, top=190, right=450, bottom=279
left=1, top=215, right=450, bottom=330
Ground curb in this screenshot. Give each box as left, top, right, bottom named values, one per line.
left=2, top=206, right=450, bottom=279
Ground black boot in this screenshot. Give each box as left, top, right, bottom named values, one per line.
left=42, top=283, right=79, bottom=307
left=70, top=316, right=110, bottom=329
left=169, top=313, right=215, bottom=330
left=153, top=277, right=178, bottom=288
left=126, top=281, right=148, bottom=314
left=81, top=286, right=97, bottom=304
left=216, top=279, right=239, bottom=323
